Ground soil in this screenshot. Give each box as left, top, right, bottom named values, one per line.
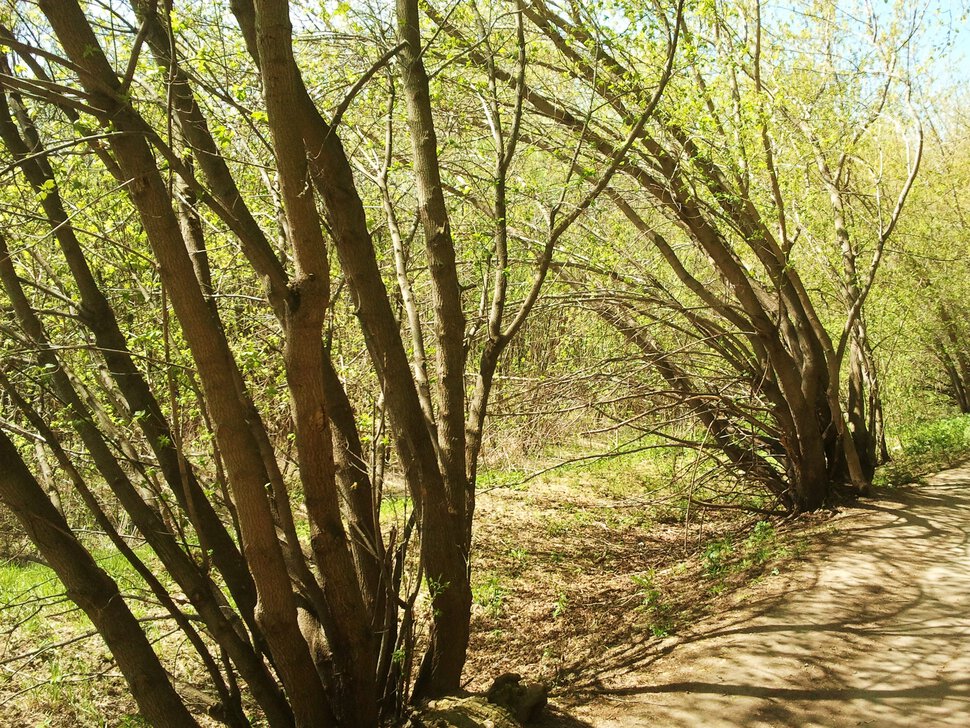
left=533, top=464, right=970, bottom=727
left=6, top=460, right=968, bottom=726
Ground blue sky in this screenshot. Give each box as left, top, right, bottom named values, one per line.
left=930, top=0, right=970, bottom=86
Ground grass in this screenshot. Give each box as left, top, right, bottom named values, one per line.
left=476, top=468, right=529, bottom=491
left=379, top=494, right=411, bottom=519
left=647, top=520, right=801, bottom=627
left=0, top=539, right=217, bottom=727
left=472, top=573, right=508, bottom=618
left=876, top=414, right=970, bottom=488
left=0, top=555, right=125, bottom=726
left=0, top=559, right=63, bottom=607
left=5, top=415, right=964, bottom=723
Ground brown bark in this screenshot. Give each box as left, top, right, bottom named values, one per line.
left=130, top=0, right=384, bottom=618
left=230, top=0, right=475, bottom=698
left=941, top=304, right=970, bottom=411
left=396, top=0, right=470, bottom=525
left=253, top=0, right=378, bottom=721
left=36, top=3, right=331, bottom=724
left=0, top=429, right=200, bottom=728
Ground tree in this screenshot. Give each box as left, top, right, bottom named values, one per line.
left=431, top=0, right=922, bottom=510
left=0, top=0, right=677, bottom=722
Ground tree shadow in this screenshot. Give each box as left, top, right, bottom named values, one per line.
left=534, top=705, right=596, bottom=727
left=544, top=465, right=970, bottom=725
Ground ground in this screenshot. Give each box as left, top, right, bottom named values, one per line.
left=521, top=464, right=970, bottom=727
left=4, top=459, right=969, bottom=726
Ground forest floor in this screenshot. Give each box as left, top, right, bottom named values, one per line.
left=4, top=456, right=969, bottom=726
left=511, top=463, right=970, bottom=727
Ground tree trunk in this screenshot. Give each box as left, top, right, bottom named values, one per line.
left=38, top=4, right=333, bottom=724
left=0, top=430, right=200, bottom=728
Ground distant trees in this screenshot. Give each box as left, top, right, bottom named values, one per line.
left=933, top=302, right=970, bottom=414
left=439, top=0, right=922, bottom=511
left=888, top=99, right=970, bottom=418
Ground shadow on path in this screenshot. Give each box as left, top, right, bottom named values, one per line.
left=546, top=464, right=970, bottom=727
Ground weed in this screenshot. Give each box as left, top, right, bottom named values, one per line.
left=473, top=575, right=507, bottom=617
left=747, top=520, right=775, bottom=545
left=543, top=507, right=592, bottom=537
left=702, top=537, right=734, bottom=577
left=552, top=591, right=569, bottom=618
left=507, top=547, right=529, bottom=576
left=743, top=521, right=777, bottom=566
left=631, top=570, right=674, bottom=637
left=118, top=716, right=151, bottom=727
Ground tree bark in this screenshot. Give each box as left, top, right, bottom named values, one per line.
left=0, top=429, right=200, bottom=728
left=37, top=3, right=333, bottom=724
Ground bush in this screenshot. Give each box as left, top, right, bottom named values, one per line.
left=901, top=415, right=970, bottom=458
left=877, top=414, right=970, bottom=487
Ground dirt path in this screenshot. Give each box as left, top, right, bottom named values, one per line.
left=549, top=464, right=970, bottom=727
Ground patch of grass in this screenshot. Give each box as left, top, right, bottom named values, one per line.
left=118, top=717, right=151, bottom=727
left=89, top=543, right=157, bottom=589
left=0, top=560, right=127, bottom=726
left=553, top=443, right=680, bottom=498
left=473, top=574, right=508, bottom=618
left=0, top=538, right=211, bottom=726
left=542, top=506, right=593, bottom=537
left=543, top=515, right=570, bottom=537
left=0, top=559, right=60, bottom=601
left=697, top=520, right=789, bottom=598
left=877, top=414, right=970, bottom=487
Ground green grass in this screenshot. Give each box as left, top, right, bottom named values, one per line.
left=0, top=539, right=188, bottom=727
left=476, top=468, right=528, bottom=491
left=0, top=559, right=61, bottom=602
left=379, top=494, right=412, bottom=519
left=472, top=573, right=508, bottom=618
left=698, top=520, right=789, bottom=596
left=877, top=414, right=970, bottom=487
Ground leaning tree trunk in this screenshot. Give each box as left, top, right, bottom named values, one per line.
left=847, top=324, right=878, bottom=482
left=0, top=430, right=200, bottom=728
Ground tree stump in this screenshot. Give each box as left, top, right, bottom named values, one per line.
left=409, top=674, right=549, bottom=727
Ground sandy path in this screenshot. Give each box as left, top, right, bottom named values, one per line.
left=552, top=464, right=970, bottom=727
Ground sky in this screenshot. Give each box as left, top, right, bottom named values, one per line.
left=758, top=0, right=970, bottom=102
left=928, top=0, right=970, bottom=87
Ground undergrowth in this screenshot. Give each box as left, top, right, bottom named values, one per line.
left=876, top=414, right=970, bottom=487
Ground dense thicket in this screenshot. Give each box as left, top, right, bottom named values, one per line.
left=0, top=0, right=964, bottom=725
